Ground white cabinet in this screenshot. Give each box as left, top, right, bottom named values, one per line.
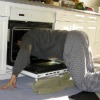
left=72, top=22, right=97, bottom=57
left=95, top=24, right=100, bottom=57
left=54, top=21, right=71, bottom=30
left=73, top=12, right=87, bottom=22
left=54, top=11, right=100, bottom=58
left=0, top=1, right=10, bottom=17
left=86, top=23, right=97, bottom=56
left=54, top=10, right=72, bottom=31
left=72, top=22, right=87, bottom=32
left=0, top=17, right=8, bottom=74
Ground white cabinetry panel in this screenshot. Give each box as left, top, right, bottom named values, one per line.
left=72, top=22, right=87, bottom=32
left=54, top=21, right=71, bottom=30
left=56, top=11, right=72, bottom=22
left=72, top=22, right=97, bottom=56
left=86, top=14, right=98, bottom=23
left=95, top=25, right=100, bottom=57
left=0, top=1, right=10, bottom=17
left=86, top=23, right=97, bottom=56
left=73, top=12, right=86, bottom=22
left=0, top=17, right=8, bottom=74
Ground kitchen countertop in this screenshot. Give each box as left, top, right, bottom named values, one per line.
left=0, top=0, right=100, bottom=16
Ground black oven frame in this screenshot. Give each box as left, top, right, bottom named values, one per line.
left=7, top=20, right=53, bottom=65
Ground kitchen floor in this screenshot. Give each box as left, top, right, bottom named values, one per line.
left=1, top=62, right=100, bottom=100
left=0, top=68, right=81, bottom=100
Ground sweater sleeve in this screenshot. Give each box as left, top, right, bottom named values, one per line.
left=12, top=32, right=32, bottom=77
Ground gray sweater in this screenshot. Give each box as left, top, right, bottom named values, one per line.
left=12, top=28, right=68, bottom=76
left=13, top=29, right=100, bottom=92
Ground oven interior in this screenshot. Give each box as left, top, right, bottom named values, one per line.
left=7, top=20, right=66, bottom=74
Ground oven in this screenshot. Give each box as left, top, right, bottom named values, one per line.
left=7, top=20, right=52, bottom=65
left=7, top=20, right=67, bottom=79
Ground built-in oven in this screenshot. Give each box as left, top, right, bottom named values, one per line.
left=7, top=20, right=67, bottom=79
left=7, top=20, right=52, bottom=65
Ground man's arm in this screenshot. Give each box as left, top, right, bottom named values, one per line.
left=0, top=31, right=32, bottom=90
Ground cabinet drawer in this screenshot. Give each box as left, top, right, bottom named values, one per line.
left=0, top=2, right=10, bottom=17
left=86, top=14, right=98, bottom=22
left=54, top=21, right=71, bottom=30
left=56, top=11, right=72, bottom=21
left=10, top=7, right=55, bottom=23
left=73, top=12, right=86, bottom=22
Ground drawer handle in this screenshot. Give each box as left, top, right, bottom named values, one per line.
left=89, top=16, right=96, bottom=20
left=75, top=14, right=84, bottom=18
left=19, top=14, right=24, bottom=16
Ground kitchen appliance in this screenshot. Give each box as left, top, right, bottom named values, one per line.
left=7, top=20, right=67, bottom=80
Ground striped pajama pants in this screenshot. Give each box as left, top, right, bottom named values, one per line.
left=63, top=30, right=100, bottom=92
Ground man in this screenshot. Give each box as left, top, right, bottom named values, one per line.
left=0, top=28, right=100, bottom=92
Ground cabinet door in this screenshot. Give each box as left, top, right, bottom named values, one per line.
left=95, top=25, right=100, bottom=57
left=0, top=2, right=10, bottom=17
left=72, top=22, right=97, bottom=57
left=72, top=22, right=87, bottom=33
left=86, top=23, right=97, bottom=57
left=54, top=21, right=72, bottom=30
left=0, top=17, right=8, bottom=74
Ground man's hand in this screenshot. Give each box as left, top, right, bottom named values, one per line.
left=0, top=75, right=17, bottom=90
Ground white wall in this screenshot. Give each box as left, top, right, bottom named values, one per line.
left=80, top=0, right=100, bottom=6
left=80, top=0, right=100, bottom=12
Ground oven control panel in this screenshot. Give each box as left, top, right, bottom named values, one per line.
left=10, top=7, right=56, bottom=23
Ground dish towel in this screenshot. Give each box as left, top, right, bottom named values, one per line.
left=32, top=72, right=74, bottom=94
